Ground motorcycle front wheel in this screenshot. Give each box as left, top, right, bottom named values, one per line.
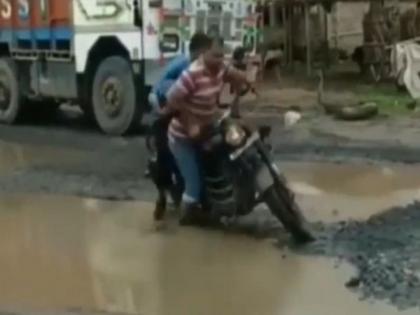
left=264, top=184, right=314, bottom=244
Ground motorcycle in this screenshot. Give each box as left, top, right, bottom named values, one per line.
left=146, top=94, right=314, bottom=244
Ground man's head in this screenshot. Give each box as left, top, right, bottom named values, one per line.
left=189, top=33, right=225, bottom=74
left=233, top=46, right=246, bottom=63
left=189, top=33, right=212, bottom=61
left=202, top=37, right=225, bottom=74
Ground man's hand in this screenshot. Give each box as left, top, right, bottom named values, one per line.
left=226, top=66, right=258, bottom=98
left=179, top=111, right=202, bottom=140
left=187, top=123, right=201, bottom=139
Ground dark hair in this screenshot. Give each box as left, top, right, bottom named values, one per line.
left=189, top=33, right=224, bottom=53
left=189, top=32, right=212, bottom=53
left=233, top=46, right=246, bottom=61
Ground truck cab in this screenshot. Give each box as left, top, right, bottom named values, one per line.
left=0, top=0, right=259, bottom=135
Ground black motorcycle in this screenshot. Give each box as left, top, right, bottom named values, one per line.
left=202, top=106, right=314, bottom=242
left=147, top=101, right=314, bottom=244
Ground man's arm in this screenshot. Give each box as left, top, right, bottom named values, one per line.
left=224, top=66, right=256, bottom=95
left=159, top=69, right=194, bottom=118
left=165, top=56, right=189, bottom=81
left=154, top=56, right=190, bottom=104
left=164, top=70, right=203, bottom=138
left=223, top=66, right=257, bottom=118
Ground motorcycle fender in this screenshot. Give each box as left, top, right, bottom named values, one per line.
left=255, top=165, right=275, bottom=193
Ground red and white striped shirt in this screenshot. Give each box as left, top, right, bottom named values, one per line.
left=167, top=60, right=238, bottom=139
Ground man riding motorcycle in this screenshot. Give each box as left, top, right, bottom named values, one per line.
left=161, top=35, right=255, bottom=226
left=149, top=33, right=214, bottom=222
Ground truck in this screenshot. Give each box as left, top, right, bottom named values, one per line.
left=0, top=0, right=260, bottom=135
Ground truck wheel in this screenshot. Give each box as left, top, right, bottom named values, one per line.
left=92, top=56, right=139, bottom=135
left=0, top=58, right=22, bottom=124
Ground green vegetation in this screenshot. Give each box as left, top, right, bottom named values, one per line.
left=355, top=84, right=414, bottom=114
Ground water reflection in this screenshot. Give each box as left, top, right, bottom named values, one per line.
left=0, top=191, right=415, bottom=315
left=284, top=162, right=420, bottom=222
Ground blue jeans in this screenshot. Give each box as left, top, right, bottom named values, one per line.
left=168, top=135, right=202, bottom=203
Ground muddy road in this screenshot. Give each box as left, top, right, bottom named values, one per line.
left=1, top=109, right=420, bottom=314
left=2, top=108, right=420, bottom=200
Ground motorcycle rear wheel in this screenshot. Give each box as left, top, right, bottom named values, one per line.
left=264, top=184, right=314, bottom=244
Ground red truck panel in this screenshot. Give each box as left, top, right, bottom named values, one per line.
left=0, top=0, right=72, bottom=49
left=0, top=0, right=13, bottom=29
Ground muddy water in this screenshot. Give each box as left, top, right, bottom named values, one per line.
left=283, top=162, right=420, bottom=222
left=1, top=162, right=420, bottom=314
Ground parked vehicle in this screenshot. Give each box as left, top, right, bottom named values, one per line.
left=0, top=0, right=260, bottom=135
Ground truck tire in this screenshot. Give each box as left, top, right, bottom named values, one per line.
left=0, top=58, right=22, bottom=124
left=333, top=102, right=378, bottom=121
left=92, top=56, right=140, bottom=135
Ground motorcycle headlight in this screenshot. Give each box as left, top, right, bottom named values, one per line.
left=225, top=124, right=246, bottom=147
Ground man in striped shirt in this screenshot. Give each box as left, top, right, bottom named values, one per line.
left=148, top=33, right=213, bottom=222
left=163, top=36, right=253, bottom=225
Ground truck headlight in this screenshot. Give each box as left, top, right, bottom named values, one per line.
left=225, top=124, right=246, bottom=147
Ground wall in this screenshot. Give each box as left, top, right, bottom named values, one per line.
left=328, top=1, right=417, bottom=54
left=328, top=2, right=369, bottom=53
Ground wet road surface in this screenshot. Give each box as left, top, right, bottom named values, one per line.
left=0, top=195, right=413, bottom=315
left=2, top=114, right=420, bottom=314
left=1, top=154, right=420, bottom=314
left=286, top=162, right=420, bottom=222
